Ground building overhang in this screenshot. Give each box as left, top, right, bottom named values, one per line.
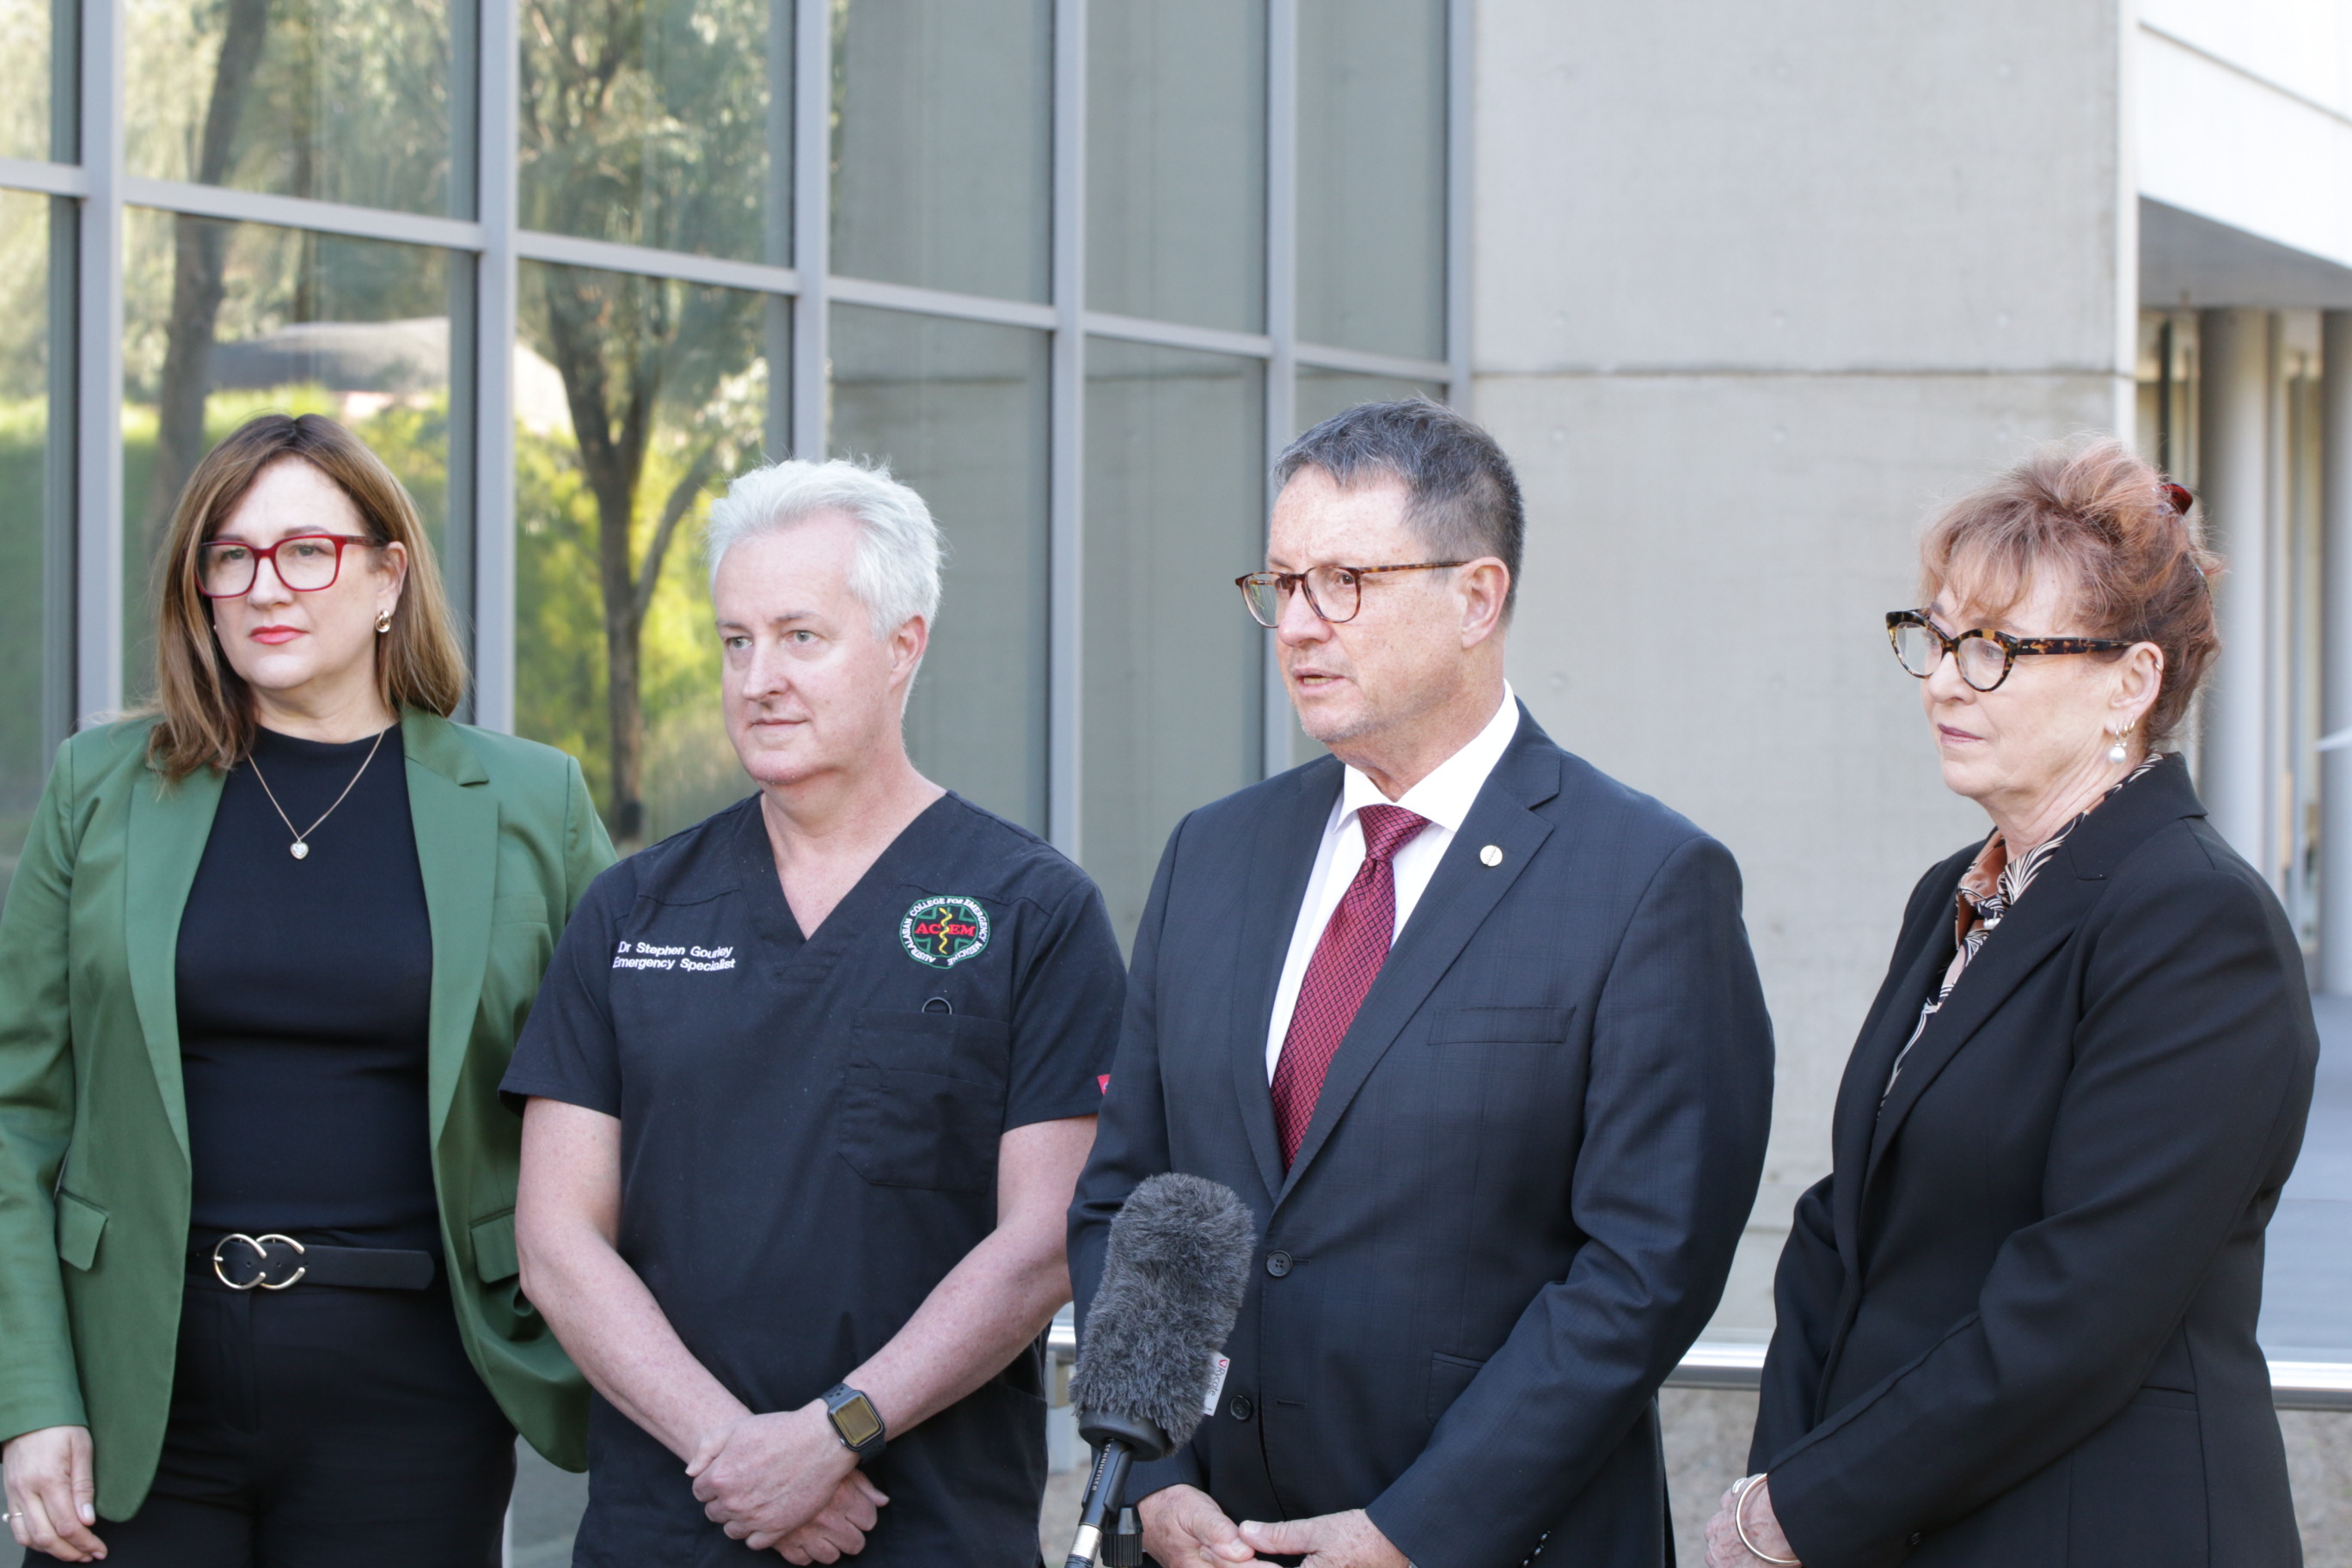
left=2141, top=197, right=2352, bottom=311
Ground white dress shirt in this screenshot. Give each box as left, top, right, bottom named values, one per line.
left=1264, top=682, right=1522, bottom=1080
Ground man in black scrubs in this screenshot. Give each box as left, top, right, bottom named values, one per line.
left=504, top=458, right=1124, bottom=1566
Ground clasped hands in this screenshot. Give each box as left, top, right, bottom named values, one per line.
left=689, top=1401, right=889, bottom=1563
left=1141, top=1484, right=1410, bottom=1568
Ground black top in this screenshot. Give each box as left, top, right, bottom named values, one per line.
left=1752, top=756, right=2317, bottom=1568
left=177, top=724, right=440, bottom=1253
left=502, top=791, right=1124, bottom=1568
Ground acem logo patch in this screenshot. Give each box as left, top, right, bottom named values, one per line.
left=899, top=895, right=991, bottom=970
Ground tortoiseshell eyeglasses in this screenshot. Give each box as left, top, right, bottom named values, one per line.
left=1235, top=561, right=1467, bottom=628
left=1886, top=609, right=2135, bottom=694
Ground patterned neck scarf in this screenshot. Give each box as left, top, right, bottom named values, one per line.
left=1883, top=753, right=2161, bottom=1098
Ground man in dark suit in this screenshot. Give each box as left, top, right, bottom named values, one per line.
left=1069, top=400, right=1776, bottom=1568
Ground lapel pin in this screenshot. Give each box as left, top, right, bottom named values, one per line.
left=1479, top=844, right=1504, bottom=867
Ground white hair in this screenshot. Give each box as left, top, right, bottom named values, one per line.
left=703, top=457, right=943, bottom=638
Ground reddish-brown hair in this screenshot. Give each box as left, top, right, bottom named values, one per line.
left=148, top=413, right=468, bottom=781
left=1918, top=438, right=2220, bottom=748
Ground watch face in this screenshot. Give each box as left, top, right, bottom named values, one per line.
left=832, top=1393, right=884, bottom=1449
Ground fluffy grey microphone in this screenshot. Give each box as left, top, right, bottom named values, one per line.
left=1063, top=1173, right=1257, bottom=1566
left=1071, top=1172, right=1257, bottom=1455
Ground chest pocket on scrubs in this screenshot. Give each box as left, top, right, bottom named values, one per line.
left=841, top=1009, right=1011, bottom=1191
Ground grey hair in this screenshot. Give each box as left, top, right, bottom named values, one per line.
left=1272, top=397, right=1526, bottom=614
left=704, top=457, right=943, bottom=638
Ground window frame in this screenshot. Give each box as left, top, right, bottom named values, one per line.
left=0, top=0, right=1468, bottom=861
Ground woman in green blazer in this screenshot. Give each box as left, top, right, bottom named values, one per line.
left=0, top=414, right=612, bottom=1565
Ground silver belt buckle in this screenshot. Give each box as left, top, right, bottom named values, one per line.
left=211, top=1232, right=307, bottom=1290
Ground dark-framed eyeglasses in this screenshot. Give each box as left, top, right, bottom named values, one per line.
left=1234, top=561, right=1467, bottom=628
left=1886, top=609, right=2135, bottom=693
left=195, top=533, right=378, bottom=599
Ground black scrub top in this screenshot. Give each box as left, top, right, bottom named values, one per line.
left=502, top=792, right=1124, bottom=1567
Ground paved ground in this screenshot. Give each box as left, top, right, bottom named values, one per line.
left=509, top=1443, right=590, bottom=1566
left=2261, top=994, right=2352, bottom=1359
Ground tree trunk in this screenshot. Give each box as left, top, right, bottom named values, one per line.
left=541, top=275, right=658, bottom=846
left=597, top=473, right=645, bottom=847
left=148, top=0, right=273, bottom=549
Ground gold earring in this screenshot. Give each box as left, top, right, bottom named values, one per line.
left=2106, top=725, right=2129, bottom=764
left=376, top=608, right=393, bottom=634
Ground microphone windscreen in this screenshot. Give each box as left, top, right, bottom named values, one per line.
left=1071, top=1173, right=1257, bottom=1451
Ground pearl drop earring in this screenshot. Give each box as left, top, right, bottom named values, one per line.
left=2106, top=726, right=2129, bottom=765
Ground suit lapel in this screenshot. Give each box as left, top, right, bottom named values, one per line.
left=401, top=710, right=496, bottom=1148
left=1277, top=724, right=1562, bottom=1204
left=124, top=762, right=224, bottom=1158
left=1229, top=760, right=1343, bottom=1204
left=1863, top=872, right=2092, bottom=1188
left=1859, top=756, right=2204, bottom=1193
left=1830, top=895, right=1957, bottom=1260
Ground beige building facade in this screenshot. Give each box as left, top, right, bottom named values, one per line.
left=1467, top=2, right=2352, bottom=1553
left=1479, top=0, right=2351, bottom=1337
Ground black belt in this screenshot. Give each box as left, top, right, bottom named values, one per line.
left=201, top=1233, right=437, bottom=1292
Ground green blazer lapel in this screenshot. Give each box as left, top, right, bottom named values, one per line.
left=402, top=710, right=496, bottom=1146
left=124, top=763, right=224, bottom=1159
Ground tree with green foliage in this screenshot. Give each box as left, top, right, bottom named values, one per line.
left=518, top=270, right=763, bottom=842
left=148, top=0, right=272, bottom=551
left=517, top=0, right=779, bottom=844
left=140, top=0, right=453, bottom=551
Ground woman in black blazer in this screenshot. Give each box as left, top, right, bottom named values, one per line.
left=1708, top=439, right=2317, bottom=1568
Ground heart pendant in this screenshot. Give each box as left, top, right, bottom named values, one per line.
left=290, top=842, right=309, bottom=860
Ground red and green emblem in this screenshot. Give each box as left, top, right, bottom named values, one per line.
left=899, top=895, right=991, bottom=970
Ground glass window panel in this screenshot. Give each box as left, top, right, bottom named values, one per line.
left=520, top=0, right=789, bottom=263
left=515, top=261, right=777, bottom=848
left=1294, top=369, right=1445, bottom=436
left=1296, top=0, right=1447, bottom=360
left=831, top=304, right=1050, bottom=832
left=1084, top=339, right=1265, bottom=942
left=0, top=191, right=68, bottom=898
left=1087, top=0, right=1265, bottom=332
left=126, top=0, right=463, bottom=217
left=832, top=0, right=1051, bottom=303
left=0, top=0, right=65, bottom=162
left=122, top=210, right=460, bottom=702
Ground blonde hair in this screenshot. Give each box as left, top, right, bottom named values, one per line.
left=148, top=413, right=468, bottom=781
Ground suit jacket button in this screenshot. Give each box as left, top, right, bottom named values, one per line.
left=1265, top=1251, right=1292, bottom=1277
left=1229, top=1396, right=1253, bottom=1420
left=1908, top=1534, right=1922, bottom=1547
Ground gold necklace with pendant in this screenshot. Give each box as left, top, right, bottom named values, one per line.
left=246, top=725, right=391, bottom=861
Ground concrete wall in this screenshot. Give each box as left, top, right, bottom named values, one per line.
left=1471, top=0, right=2135, bottom=1332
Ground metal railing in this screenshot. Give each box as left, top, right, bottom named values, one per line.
left=1044, top=1324, right=2352, bottom=1413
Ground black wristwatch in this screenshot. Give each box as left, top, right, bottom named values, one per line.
left=823, top=1383, right=887, bottom=1461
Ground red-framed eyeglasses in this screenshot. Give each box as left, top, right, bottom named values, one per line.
left=194, top=534, right=378, bottom=599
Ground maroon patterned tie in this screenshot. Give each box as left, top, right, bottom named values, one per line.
left=1270, top=804, right=1430, bottom=1167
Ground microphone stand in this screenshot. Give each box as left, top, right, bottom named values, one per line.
left=1063, top=1411, right=1169, bottom=1568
